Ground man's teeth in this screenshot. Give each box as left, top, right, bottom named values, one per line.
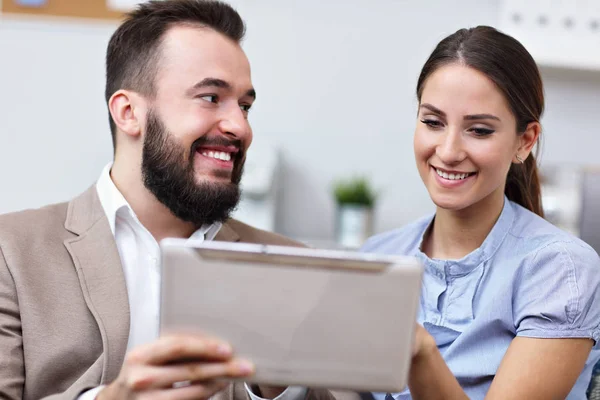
left=202, top=151, right=232, bottom=161
left=435, top=168, right=472, bottom=180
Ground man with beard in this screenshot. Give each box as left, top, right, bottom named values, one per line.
left=0, top=1, right=345, bottom=400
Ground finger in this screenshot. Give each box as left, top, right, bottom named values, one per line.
left=126, top=334, right=233, bottom=365
left=141, top=380, right=229, bottom=400
left=126, top=359, right=255, bottom=390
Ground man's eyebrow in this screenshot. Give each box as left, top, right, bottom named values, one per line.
left=187, top=78, right=256, bottom=100
left=190, top=78, right=231, bottom=91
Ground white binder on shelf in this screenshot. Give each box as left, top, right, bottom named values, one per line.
left=499, top=0, right=600, bottom=71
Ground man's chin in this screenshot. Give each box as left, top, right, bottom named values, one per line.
left=193, top=176, right=237, bottom=188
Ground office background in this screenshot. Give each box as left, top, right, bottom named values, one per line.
left=1, top=0, right=599, bottom=244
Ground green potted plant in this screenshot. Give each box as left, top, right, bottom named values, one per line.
left=332, top=177, right=377, bottom=248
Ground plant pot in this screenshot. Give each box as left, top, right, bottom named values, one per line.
left=335, top=204, right=374, bottom=248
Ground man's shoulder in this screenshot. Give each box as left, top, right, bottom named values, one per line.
left=223, top=219, right=305, bottom=247
left=0, top=200, right=70, bottom=242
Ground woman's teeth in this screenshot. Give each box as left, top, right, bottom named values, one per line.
left=435, top=168, right=473, bottom=180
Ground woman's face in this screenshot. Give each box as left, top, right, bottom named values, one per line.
left=414, top=63, right=525, bottom=213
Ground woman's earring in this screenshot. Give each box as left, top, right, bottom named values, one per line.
left=516, top=154, right=524, bottom=164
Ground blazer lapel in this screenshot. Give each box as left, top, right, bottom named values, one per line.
left=63, top=186, right=130, bottom=384
left=214, top=221, right=241, bottom=242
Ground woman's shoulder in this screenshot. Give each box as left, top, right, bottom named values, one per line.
left=508, top=201, right=598, bottom=264
left=360, top=214, right=433, bottom=255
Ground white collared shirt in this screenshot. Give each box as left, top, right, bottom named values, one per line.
left=80, top=163, right=305, bottom=400
left=95, top=163, right=221, bottom=350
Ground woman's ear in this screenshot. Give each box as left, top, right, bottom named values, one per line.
left=516, top=121, right=541, bottom=161
left=108, top=90, right=143, bottom=139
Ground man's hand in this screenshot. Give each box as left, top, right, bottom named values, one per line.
left=97, top=334, right=254, bottom=400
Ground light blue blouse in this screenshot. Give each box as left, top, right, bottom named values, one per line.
left=362, top=198, right=600, bottom=399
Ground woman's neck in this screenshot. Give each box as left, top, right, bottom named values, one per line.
left=422, top=191, right=505, bottom=260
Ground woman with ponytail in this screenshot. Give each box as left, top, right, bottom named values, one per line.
left=362, top=26, right=600, bottom=399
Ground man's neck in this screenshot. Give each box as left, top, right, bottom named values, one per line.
left=422, top=190, right=505, bottom=260
left=110, top=160, right=197, bottom=242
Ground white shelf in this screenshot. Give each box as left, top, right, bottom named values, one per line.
left=499, top=0, right=600, bottom=72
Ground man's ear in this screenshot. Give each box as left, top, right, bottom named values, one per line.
left=108, top=90, right=144, bottom=139
left=515, top=121, right=541, bottom=162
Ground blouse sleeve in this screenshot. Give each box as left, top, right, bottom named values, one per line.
left=514, top=240, right=600, bottom=346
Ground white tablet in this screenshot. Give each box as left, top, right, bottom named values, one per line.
left=159, top=239, right=423, bottom=393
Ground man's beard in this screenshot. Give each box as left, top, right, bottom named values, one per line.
left=141, top=111, right=244, bottom=228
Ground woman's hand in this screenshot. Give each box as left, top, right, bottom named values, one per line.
left=411, top=323, right=437, bottom=360
left=407, top=324, right=469, bottom=400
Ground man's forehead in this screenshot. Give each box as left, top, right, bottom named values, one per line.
left=157, top=25, right=252, bottom=90
left=160, top=25, right=242, bottom=59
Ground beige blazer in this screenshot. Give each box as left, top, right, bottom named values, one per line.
left=0, top=186, right=362, bottom=400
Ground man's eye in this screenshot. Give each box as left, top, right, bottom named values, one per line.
left=240, top=104, right=252, bottom=112
left=199, top=95, right=218, bottom=103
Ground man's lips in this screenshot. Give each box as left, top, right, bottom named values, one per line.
left=195, top=146, right=238, bottom=166
left=197, top=145, right=240, bottom=155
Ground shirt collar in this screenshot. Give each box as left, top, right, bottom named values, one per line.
left=96, top=163, right=129, bottom=235
left=95, top=162, right=221, bottom=240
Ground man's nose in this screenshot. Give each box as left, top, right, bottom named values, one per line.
left=217, top=104, right=252, bottom=142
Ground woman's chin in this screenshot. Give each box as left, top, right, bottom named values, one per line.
left=430, top=194, right=472, bottom=212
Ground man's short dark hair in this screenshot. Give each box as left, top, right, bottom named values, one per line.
left=105, top=0, right=246, bottom=151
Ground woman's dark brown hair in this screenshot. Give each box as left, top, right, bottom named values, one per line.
left=416, top=26, right=544, bottom=217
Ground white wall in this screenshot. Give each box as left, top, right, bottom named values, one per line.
left=0, top=17, right=115, bottom=212
left=1, top=0, right=599, bottom=242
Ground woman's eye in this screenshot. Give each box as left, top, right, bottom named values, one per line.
left=470, top=127, right=495, bottom=136
left=420, top=119, right=443, bottom=128
left=240, top=104, right=252, bottom=112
